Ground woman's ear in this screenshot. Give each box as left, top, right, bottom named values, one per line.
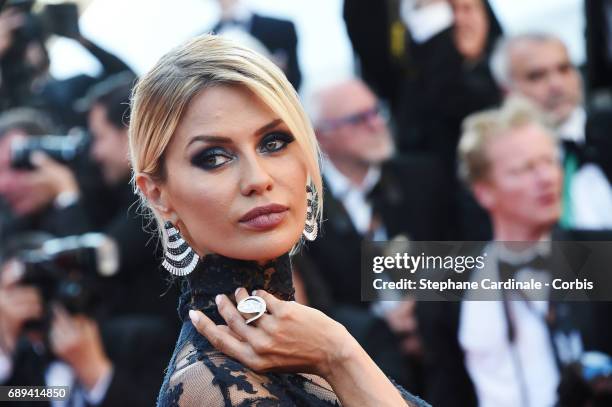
left=135, top=173, right=173, bottom=217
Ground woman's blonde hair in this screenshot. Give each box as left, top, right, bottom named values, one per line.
left=128, top=34, right=323, bottom=247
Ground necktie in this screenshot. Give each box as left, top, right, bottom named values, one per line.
left=497, top=254, right=550, bottom=281
left=560, top=140, right=582, bottom=228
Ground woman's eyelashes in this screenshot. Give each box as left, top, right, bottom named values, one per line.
left=191, top=132, right=295, bottom=170
left=191, top=147, right=235, bottom=170
left=258, top=132, right=295, bottom=153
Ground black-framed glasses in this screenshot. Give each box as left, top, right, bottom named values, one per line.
left=317, top=104, right=388, bottom=132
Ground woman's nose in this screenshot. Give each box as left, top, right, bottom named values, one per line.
left=239, top=154, right=274, bottom=196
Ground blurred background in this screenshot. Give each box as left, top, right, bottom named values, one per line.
left=57, top=0, right=587, bottom=89
left=1, top=0, right=612, bottom=406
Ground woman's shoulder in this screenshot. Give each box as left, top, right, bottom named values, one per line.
left=158, top=324, right=428, bottom=407
left=158, top=340, right=341, bottom=407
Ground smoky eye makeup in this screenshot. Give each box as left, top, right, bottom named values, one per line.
left=190, top=146, right=235, bottom=170
left=258, top=131, right=295, bottom=153
left=188, top=129, right=295, bottom=171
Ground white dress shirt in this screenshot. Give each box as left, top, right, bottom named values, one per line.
left=571, top=163, right=612, bottom=229
left=458, top=244, right=561, bottom=407
left=322, top=159, right=385, bottom=238
left=400, top=0, right=454, bottom=44
left=557, top=107, right=586, bottom=144
left=459, top=300, right=560, bottom=407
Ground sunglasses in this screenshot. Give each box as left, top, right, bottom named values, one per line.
left=318, top=104, right=388, bottom=132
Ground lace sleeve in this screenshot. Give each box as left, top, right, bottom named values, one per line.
left=159, top=344, right=429, bottom=406
left=159, top=342, right=224, bottom=406
left=391, top=377, right=432, bottom=407
left=158, top=340, right=341, bottom=406
left=157, top=323, right=429, bottom=406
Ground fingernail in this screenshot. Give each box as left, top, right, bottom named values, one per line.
left=215, top=294, right=222, bottom=306
left=252, top=290, right=257, bottom=296
left=235, top=287, right=242, bottom=297
left=189, top=310, right=200, bottom=324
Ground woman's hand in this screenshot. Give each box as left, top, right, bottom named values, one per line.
left=188, top=288, right=353, bottom=378
left=189, top=288, right=414, bottom=406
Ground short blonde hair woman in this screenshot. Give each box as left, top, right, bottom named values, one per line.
left=130, top=34, right=428, bottom=407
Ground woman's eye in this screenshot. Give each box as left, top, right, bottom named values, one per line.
left=204, top=155, right=232, bottom=168
left=259, top=132, right=295, bottom=153
left=192, top=149, right=234, bottom=170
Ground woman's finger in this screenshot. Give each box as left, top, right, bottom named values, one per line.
left=216, top=325, right=245, bottom=342
left=189, top=309, right=256, bottom=360
left=235, top=287, right=271, bottom=324
left=216, top=294, right=259, bottom=339
left=251, top=289, right=283, bottom=314
left=233, top=287, right=257, bottom=330
left=234, top=287, right=249, bottom=302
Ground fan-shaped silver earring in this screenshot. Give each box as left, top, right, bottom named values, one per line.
left=161, top=221, right=199, bottom=276
left=303, top=183, right=319, bottom=241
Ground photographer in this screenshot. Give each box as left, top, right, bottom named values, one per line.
left=0, top=1, right=134, bottom=129
left=0, top=259, right=113, bottom=405
left=0, top=76, right=178, bottom=320
left=0, top=107, right=105, bottom=239
left=0, top=253, right=175, bottom=407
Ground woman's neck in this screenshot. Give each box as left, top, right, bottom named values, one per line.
left=176, top=252, right=294, bottom=324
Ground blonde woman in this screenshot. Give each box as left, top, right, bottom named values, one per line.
left=129, top=34, right=429, bottom=407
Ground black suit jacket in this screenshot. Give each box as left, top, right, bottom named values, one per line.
left=585, top=0, right=612, bottom=93
left=212, top=13, right=302, bottom=90
left=293, top=155, right=450, bottom=392
left=297, top=154, right=451, bottom=308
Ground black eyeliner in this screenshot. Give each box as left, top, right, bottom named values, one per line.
left=259, top=131, right=295, bottom=153
left=191, top=146, right=234, bottom=170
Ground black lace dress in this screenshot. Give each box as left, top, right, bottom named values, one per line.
left=157, top=253, right=430, bottom=407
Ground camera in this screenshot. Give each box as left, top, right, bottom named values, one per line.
left=10, top=133, right=85, bottom=169
left=17, top=233, right=119, bottom=316
left=558, top=352, right=612, bottom=407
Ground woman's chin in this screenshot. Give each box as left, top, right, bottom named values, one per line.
left=210, top=232, right=300, bottom=261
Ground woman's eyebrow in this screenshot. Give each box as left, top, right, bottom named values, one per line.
left=255, top=119, right=283, bottom=136
left=186, top=119, right=284, bottom=150
left=186, top=135, right=231, bottom=149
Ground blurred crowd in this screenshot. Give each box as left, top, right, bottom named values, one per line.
left=0, top=0, right=611, bottom=406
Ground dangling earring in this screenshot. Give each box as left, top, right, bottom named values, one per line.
left=161, top=221, right=199, bottom=276
left=303, top=182, right=319, bottom=241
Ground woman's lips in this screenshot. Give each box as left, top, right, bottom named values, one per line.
left=239, top=204, right=288, bottom=230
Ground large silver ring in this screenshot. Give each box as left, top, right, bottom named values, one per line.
left=237, top=295, right=267, bottom=324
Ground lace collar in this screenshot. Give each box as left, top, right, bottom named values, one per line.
left=176, top=252, right=294, bottom=324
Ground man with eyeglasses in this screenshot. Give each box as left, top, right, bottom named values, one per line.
left=490, top=33, right=612, bottom=230
left=293, top=78, right=450, bottom=392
